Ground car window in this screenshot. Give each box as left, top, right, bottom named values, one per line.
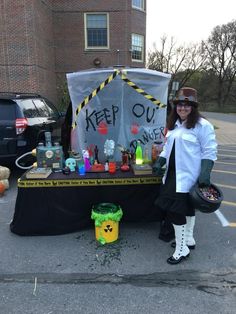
left=0, top=100, right=16, bottom=120
left=19, top=99, right=40, bottom=118
left=0, top=100, right=16, bottom=119
left=32, top=99, right=51, bottom=117
left=44, top=100, right=60, bottom=118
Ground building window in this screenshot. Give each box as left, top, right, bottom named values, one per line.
left=132, top=34, right=144, bottom=62
left=85, top=13, right=109, bottom=49
left=132, top=0, right=144, bottom=10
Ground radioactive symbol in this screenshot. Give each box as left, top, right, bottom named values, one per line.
left=104, top=224, right=113, bottom=232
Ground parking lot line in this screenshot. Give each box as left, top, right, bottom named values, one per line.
left=213, top=169, right=236, bottom=175
left=215, top=183, right=236, bottom=190
left=214, top=209, right=229, bottom=227
left=215, top=161, right=236, bottom=166
left=217, top=153, right=236, bottom=158
left=222, top=200, right=236, bottom=207
left=217, top=148, right=236, bottom=152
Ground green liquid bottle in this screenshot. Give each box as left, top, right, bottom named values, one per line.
left=135, top=141, right=143, bottom=165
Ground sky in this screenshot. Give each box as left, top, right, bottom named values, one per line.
left=146, top=0, right=236, bottom=51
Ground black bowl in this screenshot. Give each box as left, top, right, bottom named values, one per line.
left=189, top=183, right=224, bottom=213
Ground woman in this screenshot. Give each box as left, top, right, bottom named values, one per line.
left=154, top=87, right=217, bottom=265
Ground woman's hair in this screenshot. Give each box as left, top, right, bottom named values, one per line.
left=167, top=104, right=202, bottom=130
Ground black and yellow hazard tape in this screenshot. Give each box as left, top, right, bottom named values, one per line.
left=72, top=70, right=119, bottom=128
left=72, top=69, right=166, bottom=129
left=120, top=72, right=166, bottom=108
left=18, top=176, right=161, bottom=188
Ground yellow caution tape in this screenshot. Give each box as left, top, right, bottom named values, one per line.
left=18, top=176, right=161, bottom=188
left=72, top=70, right=119, bottom=128
left=72, top=70, right=166, bottom=129
left=120, top=73, right=166, bottom=108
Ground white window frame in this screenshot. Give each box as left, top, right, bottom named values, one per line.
left=131, top=33, right=144, bottom=62
left=132, top=0, right=145, bottom=11
left=84, top=13, right=109, bottom=50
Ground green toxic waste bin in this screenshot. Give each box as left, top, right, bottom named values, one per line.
left=91, top=203, right=123, bottom=245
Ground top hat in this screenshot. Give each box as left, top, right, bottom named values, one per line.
left=173, top=87, right=198, bottom=106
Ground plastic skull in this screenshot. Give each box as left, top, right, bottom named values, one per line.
left=65, top=158, right=76, bottom=172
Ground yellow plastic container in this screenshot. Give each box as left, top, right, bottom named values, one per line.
left=91, top=203, right=123, bottom=245
left=95, top=219, right=119, bottom=243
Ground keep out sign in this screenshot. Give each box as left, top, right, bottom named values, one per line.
left=67, top=68, right=171, bottom=162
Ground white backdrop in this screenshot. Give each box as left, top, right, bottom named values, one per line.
left=67, top=68, right=171, bottom=162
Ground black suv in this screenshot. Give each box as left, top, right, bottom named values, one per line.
left=0, top=93, right=64, bottom=166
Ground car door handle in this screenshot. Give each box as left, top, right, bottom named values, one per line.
left=6, top=126, right=14, bottom=129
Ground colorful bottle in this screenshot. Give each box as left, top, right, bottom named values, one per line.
left=151, top=144, right=157, bottom=163
left=143, top=147, right=149, bottom=164
left=135, top=141, right=143, bottom=165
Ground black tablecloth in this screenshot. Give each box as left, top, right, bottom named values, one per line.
left=10, top=170, right=162, bottom=236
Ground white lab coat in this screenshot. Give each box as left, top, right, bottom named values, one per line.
left=160, top=117, right=217, bottom=192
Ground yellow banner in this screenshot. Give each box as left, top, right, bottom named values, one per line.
left=18, top=176, right=161, bottom=188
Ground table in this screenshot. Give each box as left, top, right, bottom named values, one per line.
left=10, top=169, right=162, bottom=236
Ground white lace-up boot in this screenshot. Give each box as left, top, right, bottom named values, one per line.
left=171, top=215, right=196, bottom=250
left=186, top=216, right=196, bottom=249
left=167, top=224, right=190, bottom=264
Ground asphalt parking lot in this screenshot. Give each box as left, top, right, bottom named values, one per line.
left=0, top=112, right=236, bottom=314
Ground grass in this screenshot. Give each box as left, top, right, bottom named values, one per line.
left=199, top=103, right=236, bottom=113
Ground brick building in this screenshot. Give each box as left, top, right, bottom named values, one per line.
left=0, top=0, right=146, bottom=104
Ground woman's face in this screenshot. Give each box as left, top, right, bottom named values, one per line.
left=176, top=103, right=192, bottom=121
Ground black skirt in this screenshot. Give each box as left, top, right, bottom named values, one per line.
left=156, top=142, right=194, bottom=216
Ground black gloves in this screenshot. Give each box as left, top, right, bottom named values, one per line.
left=198, top=159, right=214, bottom=187
left=153, top=157, right=166, bottom=175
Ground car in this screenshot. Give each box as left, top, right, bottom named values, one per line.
left=0, top=92, right=65, bottom=167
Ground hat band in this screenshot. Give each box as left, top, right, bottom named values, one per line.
left=178, top=95, right=197, bottom=102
